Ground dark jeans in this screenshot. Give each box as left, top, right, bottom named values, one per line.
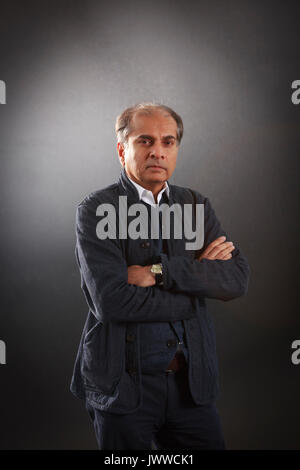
left=86, top=364, right=226, bottom=450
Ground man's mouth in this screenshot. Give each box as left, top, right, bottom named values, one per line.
left=147, top=165, right=165, bottom=170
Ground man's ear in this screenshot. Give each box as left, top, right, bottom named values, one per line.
left=117, top=142, right=126, bottom=167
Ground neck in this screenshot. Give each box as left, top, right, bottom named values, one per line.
left=126, top=173, right=166, bottom=202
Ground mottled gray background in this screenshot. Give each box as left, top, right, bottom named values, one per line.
left=0, top=0, right=299, bottom=450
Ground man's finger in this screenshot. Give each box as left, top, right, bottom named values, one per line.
left=199, top=243, right=234, bottom=261
left=219, top=253, right=232, bottom=260
left=209, top=248, right=234, bottom=260
left=209, top=242, right=234, bottom=257
left=216, top=245, right=235, bottom=259
left=204, top=236, right=227, bottom=256
left=209, top=242, right=234, bottom=259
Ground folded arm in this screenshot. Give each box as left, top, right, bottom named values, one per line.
left=159, top=195, right=250, bottom=301
left=75, top=200, right=197, bottom=324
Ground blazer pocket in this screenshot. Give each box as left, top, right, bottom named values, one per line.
left=81, top=321, right=124, bottom=395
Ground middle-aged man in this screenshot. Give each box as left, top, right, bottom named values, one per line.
left=70, top=102, right=250, bottom=450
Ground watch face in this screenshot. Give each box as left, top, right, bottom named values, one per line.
left=151, top=263, right=162, bottom=274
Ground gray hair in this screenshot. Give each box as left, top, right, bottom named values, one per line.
left=115, top=102, right=184, bottom=146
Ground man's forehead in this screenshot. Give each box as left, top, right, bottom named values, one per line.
left=130, top=111, right=177, bottom=136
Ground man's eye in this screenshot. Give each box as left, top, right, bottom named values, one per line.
left=139, top=139, right=150, bottom=144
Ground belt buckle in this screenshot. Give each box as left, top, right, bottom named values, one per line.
left=165, top=342, right=186, bottom=373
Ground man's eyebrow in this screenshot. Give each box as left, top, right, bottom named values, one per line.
left=136, top=134, right=176, bottom=140
left=163, top=135, right=176, bottom=140
left=135, top=134, right=153, bottom=140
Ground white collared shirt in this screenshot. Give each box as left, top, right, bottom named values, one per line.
left=127, top=175, right=169, bottom=207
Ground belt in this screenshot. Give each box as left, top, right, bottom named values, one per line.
left=165, top=350, right=187, bottom=373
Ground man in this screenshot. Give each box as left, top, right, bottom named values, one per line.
left=70, top=102, right=250, bottom=450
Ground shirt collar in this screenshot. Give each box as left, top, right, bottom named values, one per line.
left=127, top=174, right=169, bottom=207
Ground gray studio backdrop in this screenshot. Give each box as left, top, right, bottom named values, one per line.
left=0, top=0, right=299, bottom=449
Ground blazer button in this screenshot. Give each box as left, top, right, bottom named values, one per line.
left=126, top=333, right=135, bottom=342
left=140, top=241, right=150, bottom=248
left=167, top=339, right=177, bottom=348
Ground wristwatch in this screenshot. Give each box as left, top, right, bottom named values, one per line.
left=150, top=263, right=163, bottom=286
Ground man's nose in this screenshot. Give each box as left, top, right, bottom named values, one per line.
left=149, top=144, right=166, bottom=159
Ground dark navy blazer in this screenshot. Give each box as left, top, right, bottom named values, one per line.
left=70, top=167, right=250, bottom=414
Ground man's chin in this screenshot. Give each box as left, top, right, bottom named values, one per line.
left=145, top=176, right=167, bottom=184
left=144, top=171, right=168, bottom=181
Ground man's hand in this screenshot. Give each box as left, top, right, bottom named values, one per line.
left=198, top=236, right=235, bottom=261
left=128, top=236, right=234, bottom=286
left=128, top=265, right=156, bottom=287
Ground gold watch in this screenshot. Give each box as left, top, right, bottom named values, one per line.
left=150, top=263, right=163, bottom=286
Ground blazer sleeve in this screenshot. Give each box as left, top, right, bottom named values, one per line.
left=159, top=193, right=250, bottom=301
left=75, top=199, right=197, bottom=324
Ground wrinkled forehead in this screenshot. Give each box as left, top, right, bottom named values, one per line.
left=129, top=110, right=177, bottom=138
